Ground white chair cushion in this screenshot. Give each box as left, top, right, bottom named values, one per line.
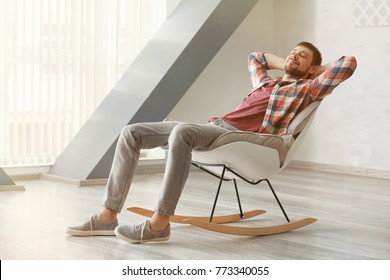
left=196, top=132, right=292, bottom=165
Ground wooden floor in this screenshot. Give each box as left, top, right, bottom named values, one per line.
left=1, top=167, right=389, bottom=260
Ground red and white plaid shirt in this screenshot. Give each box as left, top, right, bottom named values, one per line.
left=249, top=52, right=357, bottom=135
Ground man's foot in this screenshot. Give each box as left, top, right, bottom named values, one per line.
left=66, top=214, right=118, bottom=236
left=115, top=220, right=170, bottom=244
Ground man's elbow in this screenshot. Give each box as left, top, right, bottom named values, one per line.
left=341, top=56, right=357, bottom=70
left=337, top=56, right=357, bottom=76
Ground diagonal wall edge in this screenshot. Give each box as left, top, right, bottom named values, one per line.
left=0, top=167, right=25, bottom=191
left=48, top=0, right=258, bottom=180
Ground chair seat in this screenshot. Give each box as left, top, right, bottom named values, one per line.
left=192, top=141, right=281, bottom=181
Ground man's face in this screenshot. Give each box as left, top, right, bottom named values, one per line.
left=284, top=46, right=316, bottom=79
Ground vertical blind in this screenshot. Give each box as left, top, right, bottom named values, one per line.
left=0, top=0, right=167, bottom=166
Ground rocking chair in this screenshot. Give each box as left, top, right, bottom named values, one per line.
left=128, top=101, right=320, bottom=236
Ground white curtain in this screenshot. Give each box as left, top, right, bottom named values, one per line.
left=0, top=0, right=167, bottom=166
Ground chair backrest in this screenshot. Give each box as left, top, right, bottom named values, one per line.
left=281, top=101, right=321, bottom=169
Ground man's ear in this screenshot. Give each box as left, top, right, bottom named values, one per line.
left=309, top=65, right=319, bottom=75
left=308, top=65, right=319, bottom=79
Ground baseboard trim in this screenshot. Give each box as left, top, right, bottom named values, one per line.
left=0, top=185, right=25, bottom=192
left=39, top=173, right=107, bottom=186
left=288, top=160, right=390, bottom=180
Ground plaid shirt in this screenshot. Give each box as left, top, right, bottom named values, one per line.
left=249, top=52, right=357, bottom=136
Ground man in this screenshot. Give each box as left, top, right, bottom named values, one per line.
left=67, top=42, right=357, bottom=243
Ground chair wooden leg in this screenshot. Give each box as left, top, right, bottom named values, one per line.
left=184, top=217, right=318, bottom=236
left=127, top=207, right=265, bottom=224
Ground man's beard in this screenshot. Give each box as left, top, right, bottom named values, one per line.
left=284, top=65, right=311, bottom=79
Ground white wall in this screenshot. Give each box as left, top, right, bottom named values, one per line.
left=169, top=0, right=390, bottom=173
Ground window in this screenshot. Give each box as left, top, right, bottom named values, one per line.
left=0, top=0, right=170, bottom=166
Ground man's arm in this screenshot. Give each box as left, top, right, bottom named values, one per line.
left=263, top=53, right=285, bottom=70
left=248, top=52, right=274, bottom=88
left=308, top=56, right=357, bottom=100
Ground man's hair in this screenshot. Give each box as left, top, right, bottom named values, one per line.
left=297, top=41, right=322, bottom=66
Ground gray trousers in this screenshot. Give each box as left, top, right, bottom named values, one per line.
left=102, top=120, right=237, bottom=216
